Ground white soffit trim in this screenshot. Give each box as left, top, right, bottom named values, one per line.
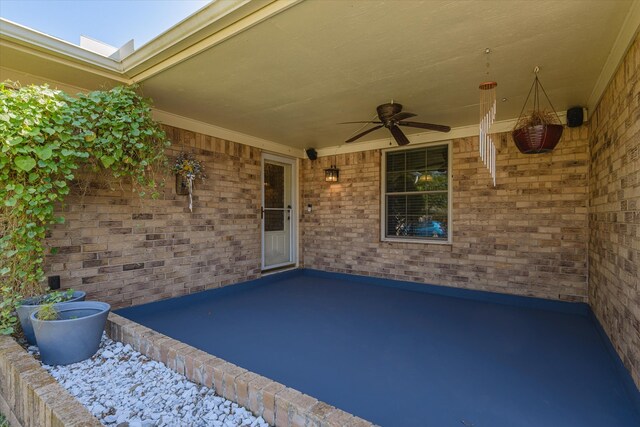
left=0, top=65, right=93, bottom=94
left=127, top=0, right=302, bottom=81
left=0, top=18, right=126, bottom=76
left=315, top=112, right=569, bottom=157
left=152, top=109, right=304, bottom=158
left=587, top=0, right=640, bottom=112
left=0, top=40, right=131, bottom=84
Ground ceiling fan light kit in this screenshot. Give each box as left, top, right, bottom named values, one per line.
left=512, top=67, right=563, bottom=154
left=340, top=102, right=450, bottom=147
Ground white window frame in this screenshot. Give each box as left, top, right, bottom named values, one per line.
left=380, top=141, right=452, bottom=244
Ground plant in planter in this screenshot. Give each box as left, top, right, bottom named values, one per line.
left=0, top=82, right=170, bottom=336
left=31, top=301, right=110, bottom=365
left=172, top=152, right=206, bottom=212
left=512, top=67, right=563, bottom=154
left=16, top=289, right=86, bottom=345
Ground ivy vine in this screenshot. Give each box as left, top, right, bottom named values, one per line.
left=0, top=82, right=170, bottom=334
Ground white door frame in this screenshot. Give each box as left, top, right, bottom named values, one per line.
left=261, top=153, right=298, bottom=271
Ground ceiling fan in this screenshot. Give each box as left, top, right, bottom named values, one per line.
left=340, top=102, right=451, bottom=146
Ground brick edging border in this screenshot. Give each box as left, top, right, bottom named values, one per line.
left=106, top=313, right=375, bottom=427
left=0, top=335, right=101, bottom=427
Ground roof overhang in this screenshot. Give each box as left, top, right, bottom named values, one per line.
left=1, top=0, right=639, bottom=159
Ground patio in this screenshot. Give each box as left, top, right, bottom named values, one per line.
left=0, top=0, right=639, bottom=426
left=117, top=270, right=640, bottom=426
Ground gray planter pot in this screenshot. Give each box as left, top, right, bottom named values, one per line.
left=17, top=291, right=86, bottom=345
left=31, top=301, right=110, bottom=366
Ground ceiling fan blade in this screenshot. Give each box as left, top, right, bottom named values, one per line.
left=389, top=125, right=410, bottom=146
left=397, top=121, right=451, bottom=132
left=339, top=121, right=383, bottom=125
left=389, top=112, right=416, bottom=122
left=345, top=125, right=384, bottom=143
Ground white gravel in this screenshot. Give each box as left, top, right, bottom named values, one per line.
left=28, top=335, right=270, bottom=427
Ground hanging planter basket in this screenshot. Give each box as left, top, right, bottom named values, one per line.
left=512, top=123, right=563, bottom=154
left=512, top=68, right=563, bottom=154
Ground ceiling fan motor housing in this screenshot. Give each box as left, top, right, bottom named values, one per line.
left=377, top=103, right=403, bottom=126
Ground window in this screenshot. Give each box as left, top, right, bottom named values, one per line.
left=382, top=143, right=451, bottom=243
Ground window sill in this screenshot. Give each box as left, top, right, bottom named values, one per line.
left=381, top=237, right=452, bottom=245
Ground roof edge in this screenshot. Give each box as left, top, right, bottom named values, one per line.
left=0, top=18, right=126, bottom=76
left=126, top=0, right=303, bottom=81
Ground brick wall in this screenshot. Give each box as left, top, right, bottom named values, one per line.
left=44, top=125, right=263, bottom=309
left=588, top=33, right=640, bottom=388
left=300, top=127, right=590, bottom=302
left=0, top=335, right=101, bottom=426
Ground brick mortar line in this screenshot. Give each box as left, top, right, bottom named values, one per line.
left=106, top=313, right=376, bottom=427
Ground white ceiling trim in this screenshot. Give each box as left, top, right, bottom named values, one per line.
left=587, top=0, right=640, bottom=112
left=315, top=112, right=569, bottom=157
left=152, top=109, right=304, bottom=158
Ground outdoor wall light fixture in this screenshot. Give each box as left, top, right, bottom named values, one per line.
left=324, top=160, right=339, bottom=182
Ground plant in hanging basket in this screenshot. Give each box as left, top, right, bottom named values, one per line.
left=513, top=110, right=563, bottom=154
left=512, top=70, right=564, bottom=154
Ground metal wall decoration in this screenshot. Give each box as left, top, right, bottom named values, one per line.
left=172, top=152, right=206, bottom=212
left=479, top=48, right=497, bottom=186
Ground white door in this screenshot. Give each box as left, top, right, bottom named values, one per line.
left=262, top=154, right=296, bottom=270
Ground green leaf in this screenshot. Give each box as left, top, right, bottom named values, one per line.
left=33, top=146, right=53, bottom=160
left=14, top=156, right=36, bottom=172
left=100, top=155, right=115, bottom=168
left=6, top=136, right=23, bottom=146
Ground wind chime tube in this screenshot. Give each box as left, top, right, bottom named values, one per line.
left=480, top=121, right=484, bottom=163
left=492, top=143, right=496, bottom=186
left=188, top=177, right=193, bottom=212
left=479, top=81, right=497, bottom=186
left=480, top=88, right=485, bottom=165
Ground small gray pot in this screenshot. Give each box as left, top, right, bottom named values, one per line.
left=17, top=291, right=86, bottom=345
left=31, top=301, right=110, bottom=366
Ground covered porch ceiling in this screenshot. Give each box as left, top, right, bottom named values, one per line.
left=1, top=0, right=638, bottom=155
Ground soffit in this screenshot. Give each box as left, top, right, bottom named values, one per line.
left=139, top=0, right=636, bottom=150
left=0, top=41, right=125, bottom=91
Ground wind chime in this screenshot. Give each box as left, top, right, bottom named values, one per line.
left=479, top=48, right=497, bottom=186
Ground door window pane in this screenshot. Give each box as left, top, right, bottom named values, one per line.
left=264, top=163, right=284, bottom=209
left=264, top=210, right=284, bottom=232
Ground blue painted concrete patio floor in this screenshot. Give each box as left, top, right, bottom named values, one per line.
left=117, top=270, right=640, bottom=427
